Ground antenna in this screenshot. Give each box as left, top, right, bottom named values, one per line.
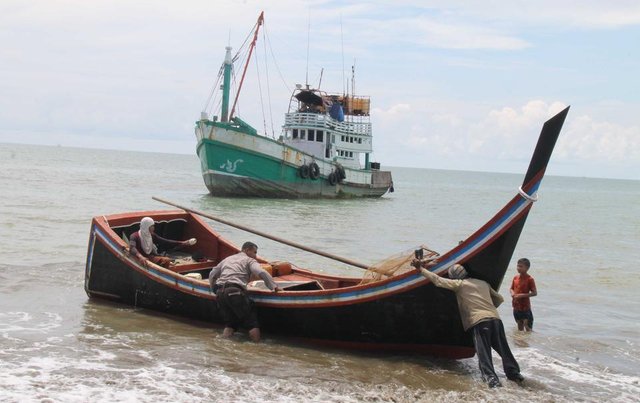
left=305, top=11, right=310, bottom=87
left=340, top=15, right=345, bottom=95
left=352, top=59, right=355, bottom=96
left=318, top=67, right=324, bottom=90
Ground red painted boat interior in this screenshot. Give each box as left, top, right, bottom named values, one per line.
left=94, top=210, right=364, bottom=291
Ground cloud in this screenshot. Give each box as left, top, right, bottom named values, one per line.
left=373, top=99, right=640, bottom=178
left=559, top=114, right=640, bottom=161
left=468, top=101, right=568, bottom=158
left=339, top=15, right=529, bottom=51
left=390, top=1, right=640, bottom=29
left=412, top=18, right=530, bottom=50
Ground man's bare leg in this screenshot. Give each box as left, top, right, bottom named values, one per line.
left=222, top=327, right=235, bottom=338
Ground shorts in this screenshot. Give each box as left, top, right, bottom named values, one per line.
left=216, top=284, right=259, bottom=330
left=513, top=310, right=534, bottom=328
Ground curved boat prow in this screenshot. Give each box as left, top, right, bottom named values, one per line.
left=431, top=106, right=570, bottom=290
left=522, top=106, right=570, bottom=184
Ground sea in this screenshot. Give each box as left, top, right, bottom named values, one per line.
left=0, top=142, right=638, bottom=402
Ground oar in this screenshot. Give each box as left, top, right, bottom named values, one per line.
left=152, top=196, right=371, bottom=270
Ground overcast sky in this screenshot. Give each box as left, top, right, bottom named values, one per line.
left=1, top=0, right=639, bottom=180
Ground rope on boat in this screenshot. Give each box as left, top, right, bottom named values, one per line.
left=518, top=186, right=538, bottom=202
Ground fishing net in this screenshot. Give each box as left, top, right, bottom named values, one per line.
left=359, top=245, right=440, bottom=285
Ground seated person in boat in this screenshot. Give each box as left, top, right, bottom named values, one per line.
left=129, top=217, right=195, bottom=268
left=414, top=261, right=525, bottom=388
left=208, top=241, right=282, bottom=342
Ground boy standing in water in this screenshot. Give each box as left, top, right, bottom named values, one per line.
left=510, top=258, right=537, bottom=331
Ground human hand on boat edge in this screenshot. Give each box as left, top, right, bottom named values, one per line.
left=411, top=258, right=437, bottom=270
left=411, top=248, right=439, bottom=271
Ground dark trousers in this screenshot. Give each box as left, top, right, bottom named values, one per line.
left=216, top=284, right=259, bottom=330
left=471, top=318, right=520, bottom=384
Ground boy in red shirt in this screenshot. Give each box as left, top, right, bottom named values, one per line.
left=510, top=258, right=537, bottom=331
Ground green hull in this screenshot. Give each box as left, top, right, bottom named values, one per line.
left=195, top=122, right=392, bottom=198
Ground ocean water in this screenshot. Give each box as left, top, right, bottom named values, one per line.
left=0, top=142, right=638, bottom=402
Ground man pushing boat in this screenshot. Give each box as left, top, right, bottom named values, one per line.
left=209, top=241, right=282, bottom=342
left=413, top=260, right=525, bottom=388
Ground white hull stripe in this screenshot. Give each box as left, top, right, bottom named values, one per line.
left=203, top=169, right=248, bottom=178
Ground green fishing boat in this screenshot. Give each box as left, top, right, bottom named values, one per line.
left=195, top=12, right=394, bottom=198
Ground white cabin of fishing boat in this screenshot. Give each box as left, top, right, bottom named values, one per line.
left=282, top=86, right=375, bottom=170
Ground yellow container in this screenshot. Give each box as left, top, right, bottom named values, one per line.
left=260, top=263, right=273, bottom=275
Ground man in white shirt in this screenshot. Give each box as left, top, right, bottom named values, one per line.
left=209, top=241, right=282, bottom=342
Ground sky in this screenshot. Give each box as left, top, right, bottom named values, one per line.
left=1, top=0, right=639, bottom=180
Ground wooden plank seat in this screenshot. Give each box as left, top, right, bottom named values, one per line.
left=248, top=276, right=324, bottom=291
left=167, top=254, right=215, bottom=274
left=171, top=261, right=214, bottom=274
left=276, top=273, right=319, bottom=283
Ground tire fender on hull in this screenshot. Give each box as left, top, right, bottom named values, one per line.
left=299, top=164, right=310, bottom=179
left=309, top=162, right=320, bottom=180
left=328, top=172, right=338, bottom=186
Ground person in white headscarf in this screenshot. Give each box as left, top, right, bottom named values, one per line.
left=129, top=217, right=196, bottom=268
left=413, top=261, right=524, bottom=389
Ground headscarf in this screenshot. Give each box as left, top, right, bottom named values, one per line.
left=138, top=217, right=157, bottom=255
left=448, top=264, right=468, bottom=279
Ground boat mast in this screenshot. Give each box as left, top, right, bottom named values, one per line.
left=220, top=46, right=233, bottom=122
left=229, top=11, right=264, bottom=121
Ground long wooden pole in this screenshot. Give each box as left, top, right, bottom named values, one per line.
left=152, top=196, right=371, bottom=270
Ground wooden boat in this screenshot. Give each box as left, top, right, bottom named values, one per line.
left=85, top=107, right=569, bottom=358
left=195, top=12, right=394, bottom=198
